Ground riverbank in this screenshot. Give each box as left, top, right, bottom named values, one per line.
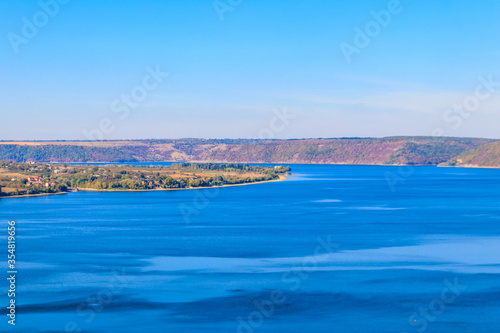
left=0, top=191, right=69, bottom=199
left=438, top=164, right=500, bottom=169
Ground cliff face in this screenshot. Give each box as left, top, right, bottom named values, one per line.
left=0, top=137, right=497, bottom=166
left=441, top=141, right=500, bottom=168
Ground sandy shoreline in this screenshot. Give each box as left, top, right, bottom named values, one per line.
left=438, top=164, right=500, bottom=169
left=0, top=175, right=288, bottom=199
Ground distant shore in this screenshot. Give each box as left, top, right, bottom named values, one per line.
left=0, top=175, right=288, bottom=199
left=1, top=137, right=498, bottom=168
left=438, top=164, right=500, bottom=170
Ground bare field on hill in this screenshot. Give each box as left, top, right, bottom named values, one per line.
left=0, top=141, right=147, bottom=147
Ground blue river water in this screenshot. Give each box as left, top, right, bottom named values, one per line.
left=1, top=165, right=500, bottom=332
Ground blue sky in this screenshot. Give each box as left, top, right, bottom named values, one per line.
left=1, top=0, right=500, bottom=140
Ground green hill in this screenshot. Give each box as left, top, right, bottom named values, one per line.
left=0, top=137, right=496, bottom=166
left=441, top=141, right=500, bottom=168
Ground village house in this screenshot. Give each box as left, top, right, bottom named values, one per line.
left=45, top=181, right=57, bottom=188
left=28, top=176, right=42, bottom=183
left=141, top=180, right=155, bottom=186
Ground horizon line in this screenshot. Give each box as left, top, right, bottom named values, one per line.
left=0, top=135, right=499, bottom=142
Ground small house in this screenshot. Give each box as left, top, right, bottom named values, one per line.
left=28, top=176, right=42, bottom=183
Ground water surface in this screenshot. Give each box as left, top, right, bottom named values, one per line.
left=1, top=165, right=499, bottom=332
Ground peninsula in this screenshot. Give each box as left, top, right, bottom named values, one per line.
left=0, top=162, right=291, bottom=198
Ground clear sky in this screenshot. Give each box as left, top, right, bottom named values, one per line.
left=1, top=0, right=500, bottom=140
